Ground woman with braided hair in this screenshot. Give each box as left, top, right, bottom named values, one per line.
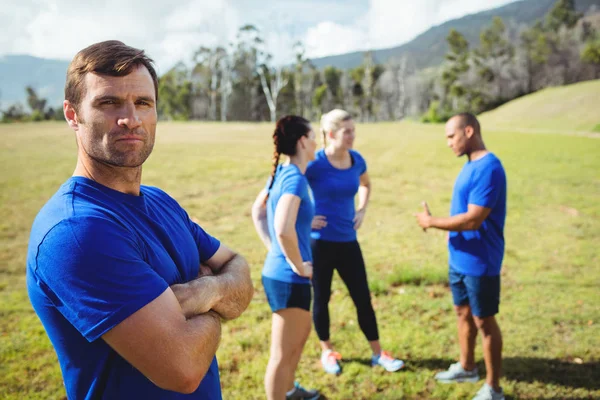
left=251, top=115, right=320, bottom=400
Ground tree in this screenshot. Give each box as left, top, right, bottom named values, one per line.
left=26, top=86, right=48, bottom=115
left=230, top=24, right=265, bottom=121
left=441, top=29, right=471, bottom=112
left=157, top=63, right=192, bottom=120
left=581, top=35, right=600, bottom=78
left=545, top=0, right=582, bottom=32
left=518, top=22, right=551, bottom=93
left=219, top=52, right=233, bottom=122
left=474, top=17, right=515, bottom=100
left=323, top=66, right=343, bottom=108
left=192, top=47, right=228, bottom=121
left=293, top=41, right=309, bottom=117
left=257, top=61, right=289, bottom=122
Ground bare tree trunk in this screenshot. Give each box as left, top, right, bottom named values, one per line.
left=258, top=66, right=289, bottom=123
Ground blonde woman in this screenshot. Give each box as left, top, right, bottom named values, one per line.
left=305, top=109, right=404, bottom=375
left=252, top=116, right=320, bottom=400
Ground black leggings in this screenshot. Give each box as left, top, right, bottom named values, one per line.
left=311, top=239, right=379, bottom=342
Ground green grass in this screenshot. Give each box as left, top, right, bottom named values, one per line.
left=1, top=121, right=599, bottom=399
left=480, top=79, right=600, bottom=133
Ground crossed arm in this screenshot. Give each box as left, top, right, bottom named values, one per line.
left=103, top=244, right=253, bottom=394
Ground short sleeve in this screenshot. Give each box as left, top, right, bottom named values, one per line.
left=468, top=164, right=505, bottom=209
left=32, top=217, right=169, bottom=342
left=353, top=151, right=367, bottom=175
left=188, top=221, right=221, bottom=262
left=281, top=172, right=306, bottom=198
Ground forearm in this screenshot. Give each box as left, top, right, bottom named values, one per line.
left=252, top=212, right=271, bottom=250
left=210, top=254, right=253, bottom=320
left=174, top=311, right=221, bottom=392
left=357, top=184, right=370, bottom=211
left=429, top=213, right=481, bottom=232
left=173, top=256, right=253, bottom=320
left=277, top=232, right=305, bottom=275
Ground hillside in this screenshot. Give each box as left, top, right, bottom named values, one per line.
left=0, top=55, right=69, bottom=109
left=479, top=79, right=600, bottom=132
left=310, top=0, right=600, bottom=69
left=1, top=0, right=600, bottom=109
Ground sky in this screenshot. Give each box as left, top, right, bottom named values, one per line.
left=0, top=0, right=517, bottom=74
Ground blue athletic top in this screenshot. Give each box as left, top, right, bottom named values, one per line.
left=27, top=177, right=222, bottom=400
left=306, top=149, right=367, bottom=242
left=449, top=153, right=507, bottom=276
left=262, top=164, right=314, bottom=284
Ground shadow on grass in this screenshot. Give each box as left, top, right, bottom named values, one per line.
left=410, top=357, right=600, bottom=390
left=340, top=357, right=373, bottom=367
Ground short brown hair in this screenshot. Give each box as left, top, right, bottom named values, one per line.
left=65, top=40, right=159, bottom=109
left=454, top=112, right=481, bottom=135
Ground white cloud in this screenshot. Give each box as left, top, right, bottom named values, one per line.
left=302, top=0, right=516, bottom=59
left=0, top=0, right=518, bottom=71
left=304, top=22, right=368, bottom=58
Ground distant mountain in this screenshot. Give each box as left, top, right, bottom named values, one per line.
left=309, top=0, right=600, bottom=70
left=0, top=55, right=69, bottom=109
left=1, top=0, right=599, bottom=108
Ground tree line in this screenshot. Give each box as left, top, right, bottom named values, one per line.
left=2, top=0, right=599, bottom=124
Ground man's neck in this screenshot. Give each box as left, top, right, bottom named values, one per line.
left=73, top=157, right=142, bottom=196
left=467, top=141, right=488, bottom=162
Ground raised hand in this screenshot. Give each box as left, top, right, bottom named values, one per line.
left=415, top=201, right=432, bottom=232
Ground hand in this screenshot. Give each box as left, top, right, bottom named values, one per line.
left=301, top=261, right=313, bottom=279
left=353, top=209, right=366, bottom=230
left=171, top=277, right=222, bottom=318
left=311, top=215, right=327, bottom=230
left=415, top=201, right=432, bottom=232
left=198, top=263, right=214, bottom=277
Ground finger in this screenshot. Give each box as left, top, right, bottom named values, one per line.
left=422, top=201, right=431, bottom=216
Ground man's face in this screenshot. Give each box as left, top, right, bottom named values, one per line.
left=445, top=118, right=469, bottom=157
left=71, top=65, right=157, bottom=168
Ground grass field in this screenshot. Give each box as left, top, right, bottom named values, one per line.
left=0, top=120, right=599, bottom=399
left=480, top=79, right=600, bottom=134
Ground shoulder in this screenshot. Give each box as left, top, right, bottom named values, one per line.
left=350, top=149, right=367, bottom=171
left=279, top=166, right=308, bottom=192
left=307, top=150, right=327, bottom=171
left=142, top=185, right=177, bottom=203
left=478, top=154, right=506, bottom=177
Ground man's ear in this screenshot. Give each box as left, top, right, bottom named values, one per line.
left=464, top=125, right=475, bottom=139
left=64, top=100, right=80, bottom=130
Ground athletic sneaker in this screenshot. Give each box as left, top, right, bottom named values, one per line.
left=320, top=350, right=342, bottom=375
left=435, top=362, right=480, bottom=383
left=371, top=351, right=404, bottom=372
left=286, top=382, right=320, bottom=400
left=472, top=383, right=505, bottom=400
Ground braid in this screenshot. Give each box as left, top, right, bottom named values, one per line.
left=268, top=150, right=280, bottom=192
left=264, top=130, right=281, bottom=205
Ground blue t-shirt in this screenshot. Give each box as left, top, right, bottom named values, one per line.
left=306, top=149, right=367, bottom=242
left=449, top=153, right=507, bottom=277
left=26, top=177, right=222, bottom=400
left=262, top=164, right=314, bottom=284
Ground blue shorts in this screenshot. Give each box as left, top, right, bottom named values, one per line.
left=449, top=268, right=500, bottom=318
left=262, top=276, right=312, bottom=313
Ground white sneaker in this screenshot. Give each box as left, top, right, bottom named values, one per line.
left=472, top=383, right=505, bottom=400
left=435, top=362, right=480, bottom=383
